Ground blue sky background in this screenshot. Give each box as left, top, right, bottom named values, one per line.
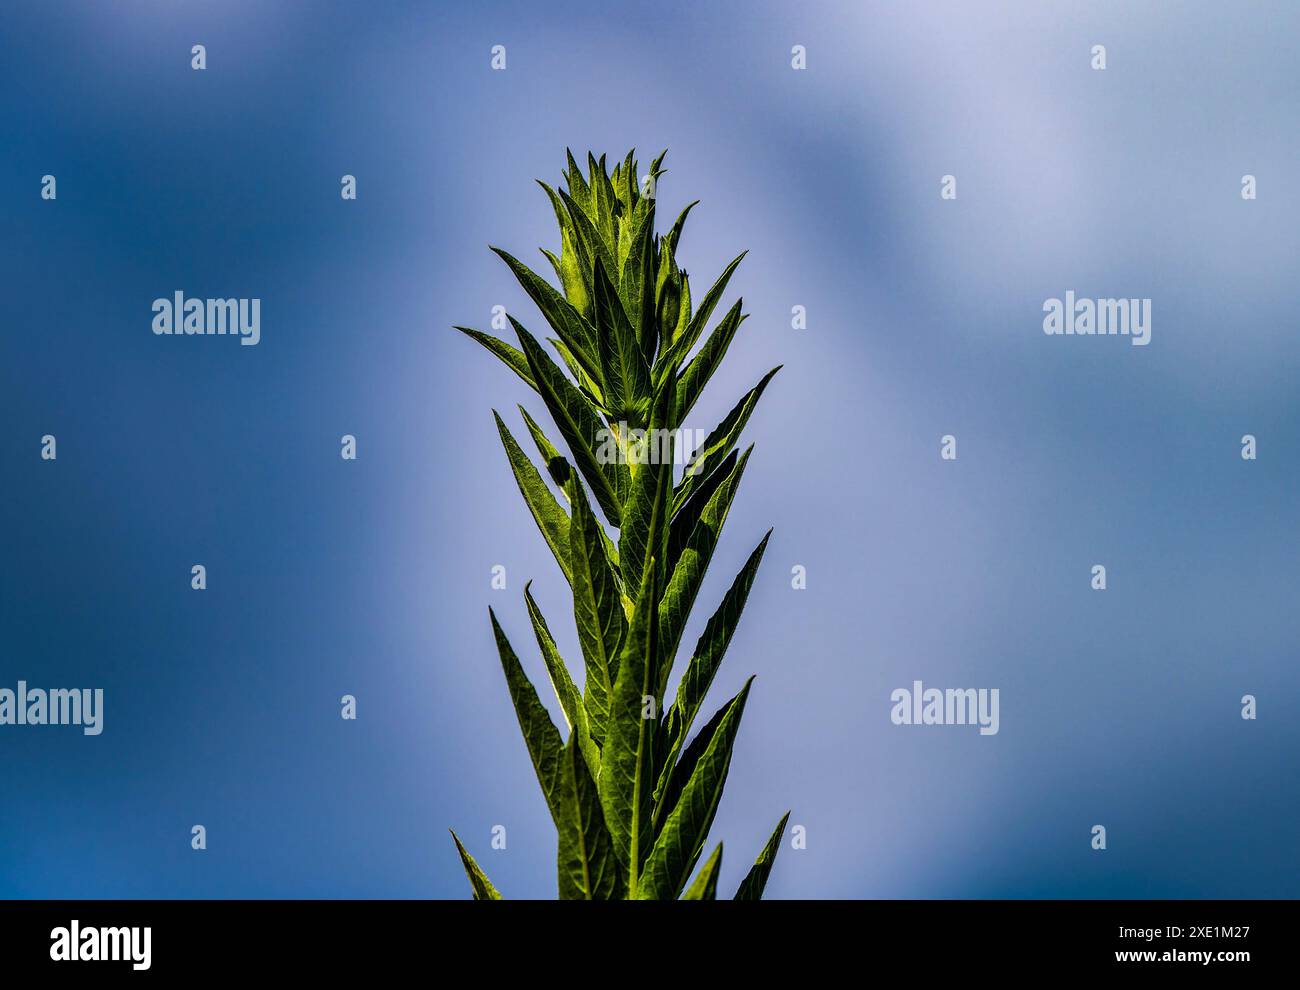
left=2, top=1, right=1297, bottom=898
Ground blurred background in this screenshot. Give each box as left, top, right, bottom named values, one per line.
left=1, top=0, right=1297, bottom=898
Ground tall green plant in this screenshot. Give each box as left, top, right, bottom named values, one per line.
left=452, top=150, right=786, bottom=900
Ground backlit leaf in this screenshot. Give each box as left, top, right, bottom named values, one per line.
left=638, top=680, right=752, bottom=900
left=598, top=555, right=660, bottom=894
left=734, top=812, right=791, bottom=900
left=450, top=830, right=503, bottom=901
left=681, top=842, right=723, bottom=900
left=489, top=608, right=565, bottom=825
left=557, top=733, right=620, bottom=900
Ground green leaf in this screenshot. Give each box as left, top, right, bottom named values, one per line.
left=537, top=179, right=576, bottom=240
left=618, top=149, right=637, bottom=213
left=517, top=404, right=572, bottom=491
left=519, top=427, right=619, bottom=576
left=489, top=608, right=566, bottom=825
left=537, top=180, right=592, bottom=319
left=734, top=811, right=791, bottom=900
left=520, top=410, right=621, bottom=571
left=564, top=180, right=617, bottom=285
left=617, top=373, right=676, bottom=606
left=494, top=411, right=570, bottom=584
left=514, top=318, right=627, bottom=527
left=525, top=583, right=600, bottom=780
left=558, top=228, right=592, bottom=319
left=594, top=255, right=651, bottom=425
left=564, top=148, right=591, bottom=212
left=656, top=529, right=771, bottom=797
left=673, top=271, right=692, bottom=344
left=598, top=554, right=661, bottom=895
left=675, top=300, right=746, bottom=420
left=648, top=149, right=668, bottom=183
left=548, top=337, right=605, bottom=409
left=540, top=246, right=563, bottom=284
left=667, top=447, right=741, bottom=576
left=656, top=252, right=746, bottom=378
left=617, top=202, right=657, bottom=358
left=454, top=326, right=536, bottom=392
left=660, top=447, right=753, bottom=671
left=664, top=200, right=698, bottom=257
left=568, top=473, right=625, bottom=746
left=675, top=366, right=780, bottom=512
left=653, top=244, right=681, bottom=357
left=557, top=733, right=621, bottom=900
left=589, top=152, right=619, bottom=253
left=450, top=830, right=503, bottom=900
left=681, top=842, right=723, bottom=900
left=492, top=247, right=601, bottom=381
left=638, top=679, right=752, bottom=900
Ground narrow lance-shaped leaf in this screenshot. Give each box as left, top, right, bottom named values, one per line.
left=556, top=733, right=621, bottom=900
left=681, top=842, right=722, bottom=900
left=636, top=218, right=658, bottom=363
left=675, top=299, right=746, bottom=420
left=655, top=529, right=771, bottom=799
left=675, top=365, right=781, bottom=512
left=651, top=681, right=729, bottom=839
left=638, top=679, right=753, bottom=900
left=561, top=184, right=617, bottom=295
left=525, top=583, right=600, bottom=780
left=666, top=446, right=741, bottom=577
left=492, top=246, right=601, bottom=381
left=598, top=554, right=660, bottom=895
left=734, top=811, right=791, bottom=900
left=660, top=448, right=753, bottom=672
left=648, top=149, right=668, bottom=183
left=564, top=148, right=591, bottom=212
left=454, top=326, right=537, bottom=392
left=588, top=152, right=618, bottom=254
left=594, top=255, right=651, bottom=425
left=568, top=473, right=624, bottom=746
left=537, top=178, right=576, bottom=241
left=615, top=178, right=635, bottom=270
left=618, top=372, right=676, bottom=606
left=549, top=337, right=606, bottom=409
left=664, top=200, right=698, bottom=257
left=450, top=830, right=503, bottom=900
left=515, top=318, right=627, bottom=526
left=541, top=246, right=564, bottom=285
left=653, top=241, right=681, bottom=358
left=618, top=149, right=637, bottom=214
left=521, top=411, right=623, bottom=571
left=616, top=201, right=657, bottom=359
left=656, top=251, right=746, bottom=379
left=517, top=404, right=571, bottom=491
left=558, top=228, right=592, bottom=319
left=494, top=411, right=570, bottom=585
left=672, top=271, right=692, bottom=344
left=537, top=180, right=593, bottom=319
left=489, top=608, right=566, bottom=825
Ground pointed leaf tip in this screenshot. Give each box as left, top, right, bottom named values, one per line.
left=733, top=809, right=791, bottom=900
left=450, top=829, right=504, bottom=900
